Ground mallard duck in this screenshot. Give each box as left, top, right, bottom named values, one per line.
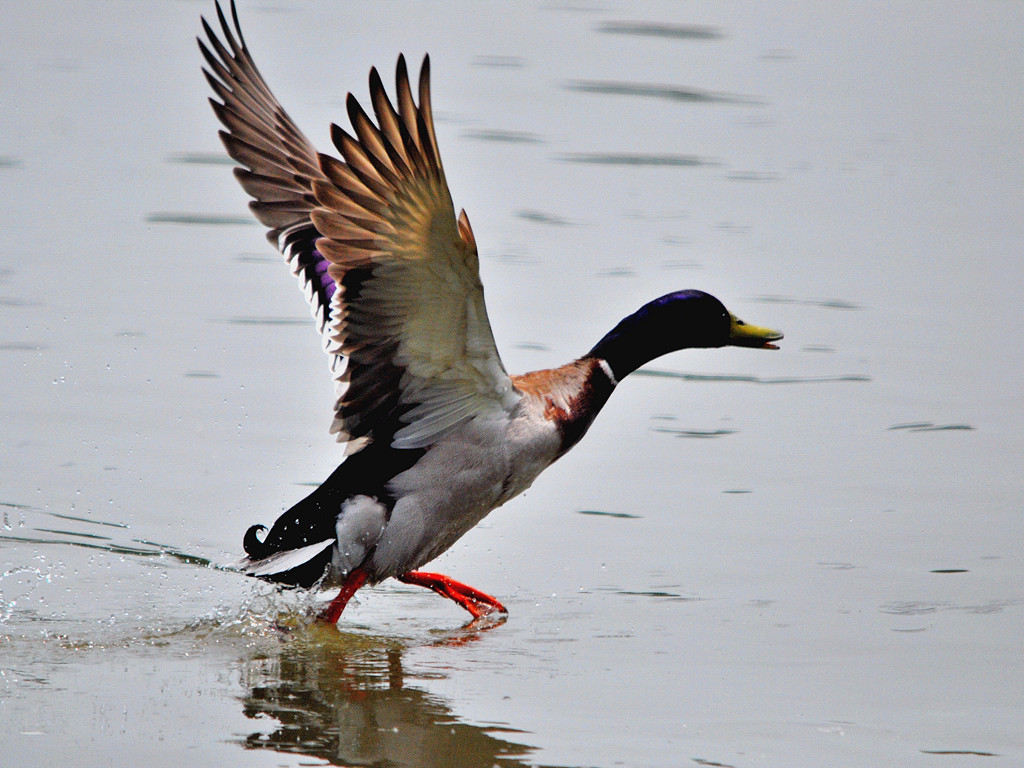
left=199, top=2, right=782, bottom=623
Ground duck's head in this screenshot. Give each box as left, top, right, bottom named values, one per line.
left=589, top=289, right=783, bottom=380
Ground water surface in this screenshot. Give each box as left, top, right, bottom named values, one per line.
left=2, top=1, right=1022, bottom=766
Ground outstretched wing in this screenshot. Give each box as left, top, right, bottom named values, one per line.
left=200, top=1, right=518, bottom=452
left=198, top=1, right=338, bottom=365
left=312, top=56, right=519, bottom=450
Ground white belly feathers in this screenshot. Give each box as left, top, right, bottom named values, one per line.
left=332, top=495, right=388, bottom=577
left=363, top=399, right=561, bottom=580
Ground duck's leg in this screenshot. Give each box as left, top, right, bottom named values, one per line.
left=317, top=567, right=369, bottom=624
left=397, top=571, right=508, bottom=618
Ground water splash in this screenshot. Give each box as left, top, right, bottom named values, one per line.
left=0, top=565, right=57, bottom=624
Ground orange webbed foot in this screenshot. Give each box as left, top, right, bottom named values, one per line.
left=397, top=570, right=508, bottom=618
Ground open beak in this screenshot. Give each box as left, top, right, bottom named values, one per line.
left=728, top=313, right=784, bottom=349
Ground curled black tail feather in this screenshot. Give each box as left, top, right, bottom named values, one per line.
left=243, top=524, right=271, bottom=558
left=237, top=444, right=423, bottom=586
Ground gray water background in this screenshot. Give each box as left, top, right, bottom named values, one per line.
left=1, top=1, right=1022, bottom=766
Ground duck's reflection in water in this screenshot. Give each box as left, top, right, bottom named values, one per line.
left=237, top=625, right=539, bottom=767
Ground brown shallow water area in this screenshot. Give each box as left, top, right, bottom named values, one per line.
left=2, top=0, right=1023, bottom=765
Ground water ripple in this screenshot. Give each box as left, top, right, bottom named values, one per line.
left=751, top=294, right=861, bottom=310
left=558, top=152, right=718, bottom=167
left=146, top=213, right=255, bottom=226
left=0, top=509, right=215, bottom=570
left=727, top=170, right=780, bottom=182
left=222, top=316, right=308, bottom=326
left=515, top=209, right=571, bottom=226
left=566, top=80, right=762, bottom=106
left=880, top=600, right=1017, bottom=616
left=0, top=342, right=46, bottom=351
left=636, top=369, right=871, bottom=385
left=464, top=129, right=543, bottom=144
left=166, top=152, right=238, bottom=166
left=577, top=510, right=641, bottom=519
left=471, top=55, right=526, bottom=68
left=888, top=422, right=975, bottom=432
left=597, top=21, right=724, bottom=41
left=652, top=427, right=737, bottom=438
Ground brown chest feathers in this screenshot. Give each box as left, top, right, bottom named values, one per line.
left=512, top=357, right=617, bottom=458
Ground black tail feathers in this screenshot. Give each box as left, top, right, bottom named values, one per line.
left=243, top=524, right=271, bottom=558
